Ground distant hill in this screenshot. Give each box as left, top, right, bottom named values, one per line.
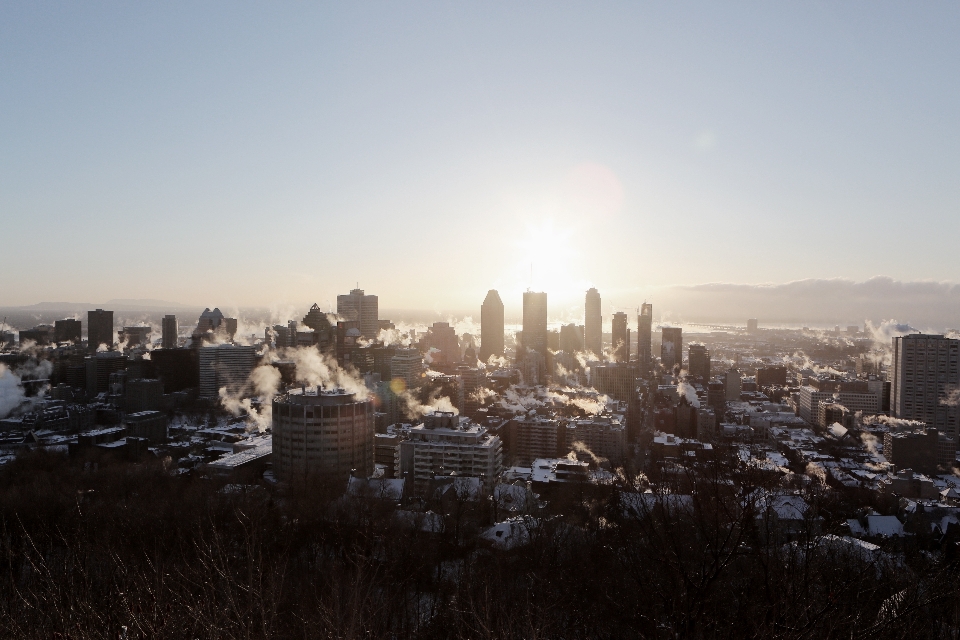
left=9, top=299, right=193, bottom=311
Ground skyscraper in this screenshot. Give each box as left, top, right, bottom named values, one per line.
left=337, top=288, right=379, bottom=339
left=584, top=288, right=602, bottom=356
left=891, top=334, right=960, bottom=444
left=87, top=309, right=114, bottom=352
left=198, top=344, right=257, bottom=399
left=479, top=289, right=504, bottom=363
left=522, top=291, right=548, bottom=360
left=638, top=303, right=652, bottom=373
left=688, top=344, right=711, bottom=380
left=612, top=311, right=630, bottom=363
left=54, top=319, right=82, bottom=344
left=521, top=291, right=548, bottom=384
left=661, top=327, right=682, bottom=371
left=161, top=315, right=178, bottom=349
left=272, top=387, right=375, bottom=482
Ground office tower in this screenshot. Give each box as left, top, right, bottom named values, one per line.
left=584, top=288, right=602, bottom=355
left=521, top=291, right=548, bottom=384
left=390, top=348, right=423, bottom=390
left=661, top=327, right=682, bottom=371
left=337, top=288, right=379, bottom=339
left=725, top=368, right=742, bottom=401
left=54, top=319, right=82, bottom=344
left=119, top=326, right=151, bottom=348
left=592, top=363, right=639, bottom=401
left=688, top=344, right=710, bottom=380
left=198, top=344, right=257, bottom=398
left=301, top=303, right=335, bottom=348
left=272, top=387, right=375, bottom=481
left=19, top=326, right=54, bottom=346
left=85, top=352, right=127, bottom=398
left=891, top=334, right=960, bottom=444
left=747, top=319, right=758, bottom=333
left=161, top=315, right=178, bottom=349
left=612, top=312, right=630, bottom=363
left=479, top=289, right=505, bottom=363
left=197, top=308, right=225, bottom=333
left=150, top=348, right=199, bottom=392
left=522, top=291, right=548, bottom=359
left=638, top=303, right=653, bottom=373
left=87, top=309, right=114, bottom=352
left=427, top=322, right=460, bottom=366
left=559, top=323, right=584, bottom=353
left=397, top=412, right=503, bottom=492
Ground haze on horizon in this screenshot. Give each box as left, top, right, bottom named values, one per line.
left=3, top=3, right=960, bottom=325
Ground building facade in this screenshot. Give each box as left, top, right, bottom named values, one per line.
left=612, top=312, right=630, bottom=363
left=337, top=288, right=379, bottom=339
left=87, top=309, right=114, bottom=352
left=661, top=327, right=682, bottom=371
left=637, top=303, right=653, bottom=374
left=397, top=412, right=503, bottom=492
left=272, top=387, right=375, bottom=481
left=161, top=315, right=178, bottom=349
left=584, top=288, right=602, bottom=356
left=688, top=344, right=710, bottom=380
left=198, top=344, right=257, bottom=399
left=479, top=289, right=505, bottom=363
left=891, top=334, right=960, bottom=445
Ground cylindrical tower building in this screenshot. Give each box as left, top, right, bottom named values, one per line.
left=272, top=387, right=375, bottom=482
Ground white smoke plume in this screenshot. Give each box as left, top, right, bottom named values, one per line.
left=398, top=389, right=459, bottom=420
left=570, top=441, right=606, bottom=465
left=0, top=364, right=25, bottom=419
left=805, top=462, right=827, bottom=485
left=860, top=432, right=881, bottom=456
left=864, top=319, right=919, bottom=367
left=676, top=380, right=700, bottom=408
left=860, top=414, right=926, bottom=431
left=940, top=385, right=960, bottom=407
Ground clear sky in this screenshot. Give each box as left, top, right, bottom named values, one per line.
left=3, top=3, right=959, bottom=320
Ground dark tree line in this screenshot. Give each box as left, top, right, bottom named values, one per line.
left=0, top=450, right=958, bottom=639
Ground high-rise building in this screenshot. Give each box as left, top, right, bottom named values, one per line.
left=638, top=303, right=653, bottom=373
left=592, top=363, right=639, bottom=401
left=661, top=327, right=682, bottom=371
left=119, top=326, right=151, bottom=348
left=54, top=319, right=81, bottom=344
left=725, top=368, right=742, bottom=402
left=85, top=352, right=127, bottom=398
left=747, top=319, right=759, bottom=333
left=198, top=344, right=257, bottom=399
left=508, top=416, right=563, bottom=465
left=390, top=348, right=423, bottom=390
left=584, top=288, right=602, bottom=356
left=337, top=288, right=379, bottom=339
left=688, top=344, right=710, bottom=380
left=559, top=324, right=584, bottom=353
left=151, top=348, right=199, bottom=392
left=427, top=322, right=460, bottom=365
left=87, top=309, right=114, bottom=352
left=522, top=290, right=548, bottom=363
left=272, top=387, right=375, bottom=481
left=891, top=334, right=960, bottom=444
left=479, top=289, right=505, bottom=363
left=397, top=412, right=502, bottom=492
left=612, top=312, right=630, bottom=363
left=161, top=315, right=178, bottom=349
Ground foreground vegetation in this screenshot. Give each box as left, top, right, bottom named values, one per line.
left=0, top=450, right=957, bottom=639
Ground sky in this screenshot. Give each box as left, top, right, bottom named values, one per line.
left=3, top=3, right=960, bottom=324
